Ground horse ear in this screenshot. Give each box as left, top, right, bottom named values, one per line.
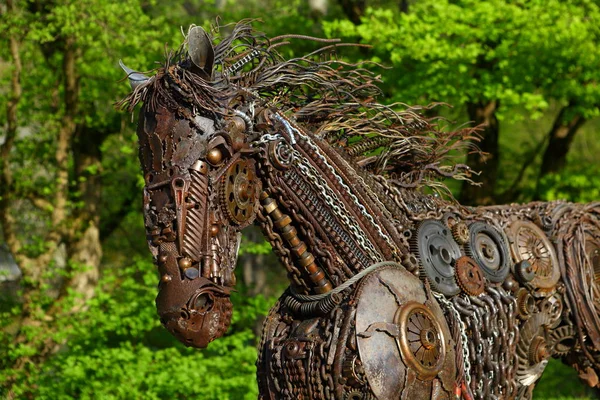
left=119, top=60, right=149, bottom=90
left=187, top=26, right=214, bottom=79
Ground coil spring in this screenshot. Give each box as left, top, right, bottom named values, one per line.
left=346, top=136, right=393, bottom=157
left=283, top=292, right=342, bottom=317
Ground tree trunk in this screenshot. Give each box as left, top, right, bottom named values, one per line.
left=400, top=0, right=410, bottom=13
left=1, top=0, right=23, bottom=264
left=337, top=0, right=366, bottom=25
left=539, top=104, right=586, bottom=178
left=459, top=100, right=500, bottom=206
left=63, top=126, right=106, bottom=308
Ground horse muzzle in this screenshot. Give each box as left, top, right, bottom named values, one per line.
left=156, top=250, right=234, bottom=348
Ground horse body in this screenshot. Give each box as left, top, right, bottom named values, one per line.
left=119, top=21, right=600, bottom=399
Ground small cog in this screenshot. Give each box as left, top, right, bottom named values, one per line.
left=452, top=222, right=470, bottom=245
left=455, top=256, right=486, bottom=296
left=515, top=260, right=535, bottom=283
left=528, top=336, right=550, bottom=364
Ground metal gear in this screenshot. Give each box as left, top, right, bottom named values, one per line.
left=516, top=312, right=552, bottom=386
left=528, top=336, right=550, bottom=364
left=220, top=159, right=257, bottom=224
left=516, top=288, right=537, bottom=319
left=452, top=221, right=470, bottom=245
left=345, top=389, right=367, bottom=400
left=394, top=301, right=446, bottom=380
left=268, top=140, right=294, bottom=170
left=549, top=325, right=577, bottom=357
left=465, top=222, right=511, bottom=283
left=506, top=220, right=560, bottom=290
left=411, top=220, right=461, bottom=296
left=442, top=212, right=461, bottom=227
left=342, top=354, right=366, bottom=387
left=455, top=256, right=486, bottom=296
left=539, top=294, right=563, bottom=328
left=514, top=260, right=535, bottom=283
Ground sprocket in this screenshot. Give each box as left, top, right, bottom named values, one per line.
left=411, top=220, right=461, bottom=296
left=220, top=159, right=257, bottom=225
left=465, top=222, right=511, bottom=283
left=455, top=256, right=486, bottom=296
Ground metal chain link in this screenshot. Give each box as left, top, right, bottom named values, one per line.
left=295, top=154, right=382, bottom=263
left=273, top=112, right=399, bottom=254
left=434, top=292, right=472, bottom=387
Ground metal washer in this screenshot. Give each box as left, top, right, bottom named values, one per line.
left=465, top=222, right=511, bottom=283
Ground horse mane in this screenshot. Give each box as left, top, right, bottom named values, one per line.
left=118, top=19, right=481, bottom=196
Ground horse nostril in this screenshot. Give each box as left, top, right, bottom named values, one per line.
left=193, top=293, right=214, bottom=312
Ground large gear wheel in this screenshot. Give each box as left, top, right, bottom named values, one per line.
left=455, top=256, right=486, bottom=296
left=465, top=222, right=511, bottom=283
left=411, top=220, right=461, bottom=296
left=220, top=159, right=256, bottom=225
left=395, top=301, right=446, bottom=380
left=506, top=220, right=560, bottom=290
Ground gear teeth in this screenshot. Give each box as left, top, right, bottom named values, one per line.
left=451, top=221, right=470, bottom=245
left=455, top=256, right=485, bottom=296
left=515, top=260, right=535, bottom=283
left=345, top=389, right=364, bottom=400
left=528, top=336, right=549, bottom=364
left=550, top=325, right=577, bottom=357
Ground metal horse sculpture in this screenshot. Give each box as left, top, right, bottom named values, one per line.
left=119, top=21, right=600, bottom=399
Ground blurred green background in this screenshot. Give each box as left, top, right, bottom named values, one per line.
left=1, top=0, right=599, bottom=399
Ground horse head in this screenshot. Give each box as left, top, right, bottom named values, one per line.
left=120, top=25, right=263, bottom=348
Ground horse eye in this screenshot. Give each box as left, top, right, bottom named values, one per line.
left=206, top=148, right=223, bottom=165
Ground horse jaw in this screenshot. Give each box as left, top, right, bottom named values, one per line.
left=155, top=249, right=233, bottom=348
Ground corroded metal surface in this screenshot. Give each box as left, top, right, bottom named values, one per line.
left=119, top=21, right=600, bottom=399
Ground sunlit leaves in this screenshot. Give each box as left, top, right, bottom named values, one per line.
left=324, top=0, right=600, bottom=122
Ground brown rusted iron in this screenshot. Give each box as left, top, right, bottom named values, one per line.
left=455, top=256, right=485, bottom=296
left=119, top=21, right=600, bottom=399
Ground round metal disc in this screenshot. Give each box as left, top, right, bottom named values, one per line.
left=455, top=256, right=486, bottom=296
left=220, top=159, right=256, bottom=224
left=412, top=220, right=461, bottom=296
left=466, top=222, right=511, bottom=283
left=506, top=220, right=560, bottom=290
left=394, top=301, right=446, bottom=380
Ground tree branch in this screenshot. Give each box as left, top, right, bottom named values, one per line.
left=499, top=134, right=547, bottom=203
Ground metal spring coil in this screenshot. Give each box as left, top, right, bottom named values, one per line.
left=283, top=291, right=342, bottom=317
left=346, top=136, right=393, bottom=157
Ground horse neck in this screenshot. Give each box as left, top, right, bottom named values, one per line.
left=253, top=115, right=413, bottom=294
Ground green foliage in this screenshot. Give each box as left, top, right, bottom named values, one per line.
left=538, top=171, right=600, bottom=204
left=324, top=0, right=600, bottom=121
left=533, top=359, right=595, bottom=400
left=1, top=256, right=274, bottom=399
left=2, top=0, right=600, bottom=399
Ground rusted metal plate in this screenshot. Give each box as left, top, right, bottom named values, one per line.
left=355, top=266, right=427, bottom=399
